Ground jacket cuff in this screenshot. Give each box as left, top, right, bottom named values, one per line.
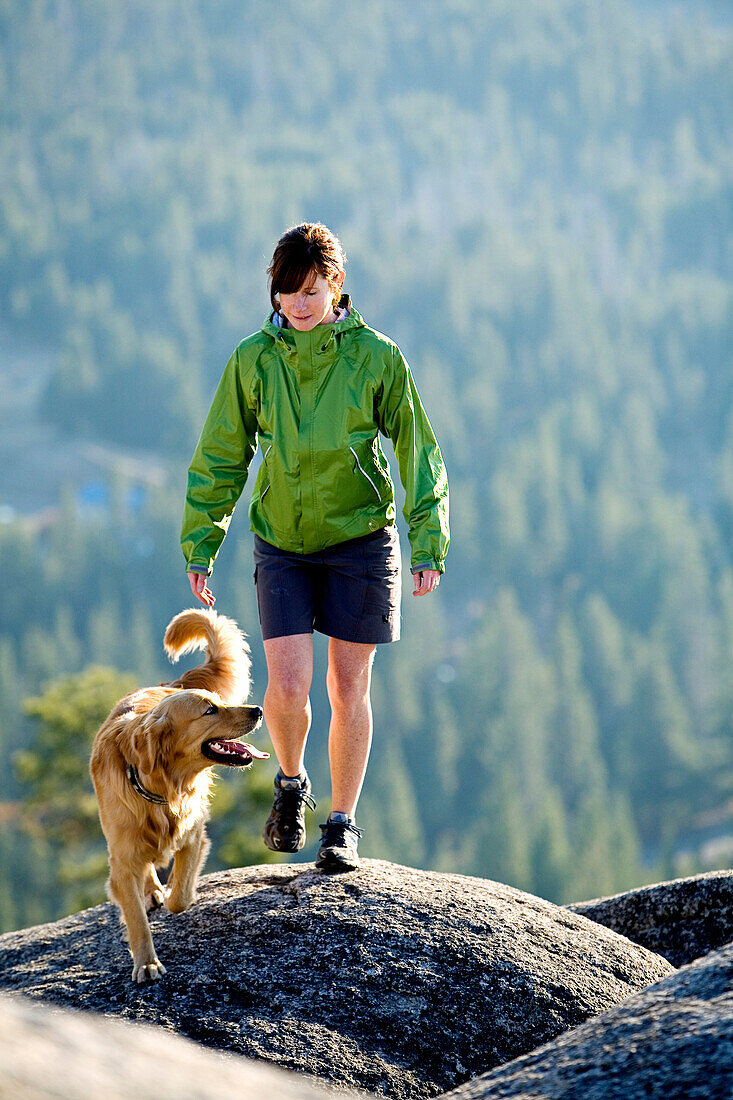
left=410, top=560, right=445, bottom=575
left=186, top=564, right=210, bottom=576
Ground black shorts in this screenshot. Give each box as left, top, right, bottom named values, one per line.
left=253, top=526, right=401, bottom=644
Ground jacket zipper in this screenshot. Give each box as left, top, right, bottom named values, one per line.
left=260, top=443, right=273, bottom=499
left=350, top=446, right=381, bottom=500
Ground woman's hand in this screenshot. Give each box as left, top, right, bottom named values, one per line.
left=188, top=571, right=216, bottom=607
left=412, top=569, right=441, bottom=596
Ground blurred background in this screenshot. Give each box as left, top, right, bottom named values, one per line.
left=1, top=0, right=731, bottom=931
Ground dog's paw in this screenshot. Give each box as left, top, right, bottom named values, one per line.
left=145, top=887, right=167, bottom=912
left=131, top=958, right=167, bottom=984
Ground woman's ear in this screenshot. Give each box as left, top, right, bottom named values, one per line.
left=332, top=269, right=345, bottom=306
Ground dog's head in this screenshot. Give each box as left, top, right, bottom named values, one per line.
left=117, top=689, right=266, bottom=785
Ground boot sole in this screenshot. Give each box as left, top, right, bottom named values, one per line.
left=316, top=849, right=360, bottom=873
left=263, top=830, right=306, bottom=853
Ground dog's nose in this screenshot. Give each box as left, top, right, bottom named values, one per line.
left=252, top=706, right=264, bottom=723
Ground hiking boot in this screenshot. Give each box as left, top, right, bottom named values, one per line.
left=263, top=771, right=316, bottom=853
left=316, top=814, right=363, bottom=873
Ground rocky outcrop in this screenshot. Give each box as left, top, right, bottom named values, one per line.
left=440, top=940, right=733, bottom=1100
left=569, top=869, right=733, bottom=967
left=0, top=860, right=672, bottom=1099
left=0, top=992, right=338, bottom=1100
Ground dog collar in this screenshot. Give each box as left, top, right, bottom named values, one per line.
left=126, top=763, right=168, bottom=806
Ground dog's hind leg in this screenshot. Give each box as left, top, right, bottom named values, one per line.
left=166, top=822, right=211, bottom=914
left=109, top=855, right=167, bottom=983
left=143, top=864, right=166, bottom=912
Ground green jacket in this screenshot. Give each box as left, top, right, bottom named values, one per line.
left=181, top=302, right=449, bottom=575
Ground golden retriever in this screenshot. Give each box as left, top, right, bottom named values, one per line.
left=90, top=608, right=267, bottom=983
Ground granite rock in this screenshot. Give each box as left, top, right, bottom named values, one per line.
left=439, top=940, right=733, bottom=1100
left=570, top=869, right=733, bottom=967
left=0, top=860, right=673, bottom=1098
left=0, top=992, right=340, bottom=1100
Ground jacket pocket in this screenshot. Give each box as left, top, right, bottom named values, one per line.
left=350, top=445, right=381, bottom=501
left=257, top=442, right=273, bottom=504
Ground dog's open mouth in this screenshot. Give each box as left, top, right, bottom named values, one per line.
left=201, top=738, right=270, bottom=767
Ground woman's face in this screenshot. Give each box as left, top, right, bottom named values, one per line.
left=278, top=270, right=344, bottom=331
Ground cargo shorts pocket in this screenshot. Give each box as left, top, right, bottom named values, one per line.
left=362, top=529, right=401, bottom=615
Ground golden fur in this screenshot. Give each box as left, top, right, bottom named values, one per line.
left=90, top=608, right=265, bottom=983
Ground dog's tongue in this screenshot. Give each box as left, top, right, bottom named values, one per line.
left=209, top=739, right=269, bottom=760
left=240, top=741, right=269, bottom=759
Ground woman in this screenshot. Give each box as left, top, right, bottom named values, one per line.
left=181, top=223, right=449, bottom=872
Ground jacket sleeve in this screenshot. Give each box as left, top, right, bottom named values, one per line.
left=376, top=345, right=450, bottom=573
left=181, top=347, right=258, bottom=574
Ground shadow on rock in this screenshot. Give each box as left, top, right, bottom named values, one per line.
left=441, top=939, right=733, bottom=1100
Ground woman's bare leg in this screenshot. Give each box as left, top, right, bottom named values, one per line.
left=326, top=639, right=377, bottom=817
left=262, top=634, right=313, bottom=776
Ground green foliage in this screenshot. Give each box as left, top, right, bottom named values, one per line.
left=17, top=667, right=137, bottom=841
left=207, top=759, right=283, bottom=871
left=13, top=667, right=138, bottom=914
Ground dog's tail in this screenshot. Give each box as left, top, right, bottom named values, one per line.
left=163, top=609, right=251, bottom=704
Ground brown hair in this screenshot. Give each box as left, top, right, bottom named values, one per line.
left=267, top=223, right=346, bottom=313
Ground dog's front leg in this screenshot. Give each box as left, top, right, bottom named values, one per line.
left=166, top=822, right=211, bottom=913
left=109, top=856, right=167, bottom=983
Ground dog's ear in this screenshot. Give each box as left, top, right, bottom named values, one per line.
left=117, top=711, right=171, bottom=776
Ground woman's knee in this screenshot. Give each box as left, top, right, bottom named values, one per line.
left=326, top=656, right=374, bottom=711
left=265, top=667, right=311, bottom=711
left=263, top=635, right=313, bottom=712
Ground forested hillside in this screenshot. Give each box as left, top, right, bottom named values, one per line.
left=1, top=0, right=731, bottom=931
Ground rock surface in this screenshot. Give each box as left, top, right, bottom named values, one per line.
left=0, top=860, right=673, bottom=1098
left=0, top=992, right=339, bottom=1100
left=440, top=940, right=733, bottom=1100
left=569, top=869, right=733, bottom=967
